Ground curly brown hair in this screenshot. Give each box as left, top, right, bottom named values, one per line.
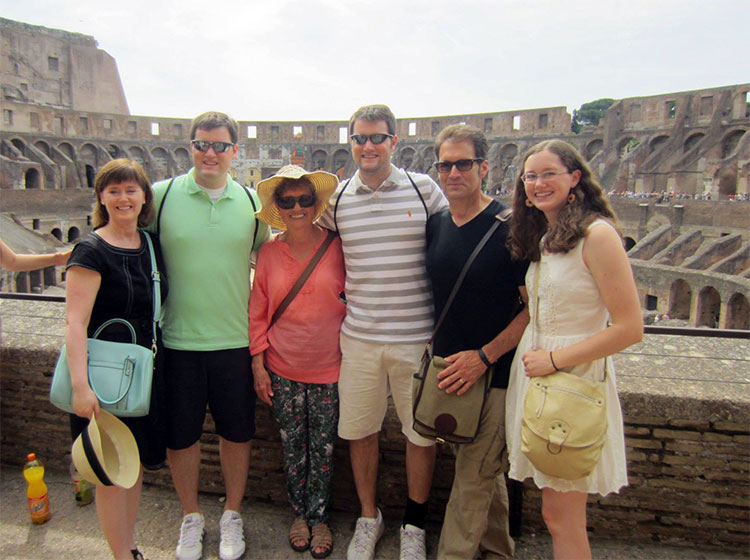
left=508, top=139, right=620, bottom=262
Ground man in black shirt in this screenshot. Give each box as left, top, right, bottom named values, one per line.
left=425, top=124, right=529, bottom=559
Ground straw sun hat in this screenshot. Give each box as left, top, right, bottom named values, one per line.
left=72, top=410, right=140, bottom=488
left=256, top=165, right=338, bottom=230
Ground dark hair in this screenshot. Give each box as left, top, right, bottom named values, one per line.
left=434, top=124, right=488, bottom=160
left=274, top=178, right=315, bottom=201
left=508, top=139, right=620, bottom=261
left=93, top=159, right=154, bottom=228
left=348, top=104, right=396, bottom=136
left=190, top=111, right=239, bottom=144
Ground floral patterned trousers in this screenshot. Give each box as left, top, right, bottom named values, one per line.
left=269, top=370, right=339, bottom=525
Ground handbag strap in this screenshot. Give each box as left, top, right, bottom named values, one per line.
left=142, top=231, right=161, bottom=352
left=429, top=209, right=510, bottom=344
left=531, top=252, right=607, bottom=381
left=270, top=229, right=337, bottom=328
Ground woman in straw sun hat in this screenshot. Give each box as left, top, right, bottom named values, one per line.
left=249, top=165, right=344, bottom=558
left=65, top=159, right=168, bottom=560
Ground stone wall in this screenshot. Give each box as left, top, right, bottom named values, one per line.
left=1, top=337, right=747, bottom=551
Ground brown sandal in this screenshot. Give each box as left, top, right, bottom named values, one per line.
left=289, top=518, right=311, bottom=552
left=310, top=523, right=333, bottom=559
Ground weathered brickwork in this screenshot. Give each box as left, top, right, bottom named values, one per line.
left=1, top=344, right=747, bottom=551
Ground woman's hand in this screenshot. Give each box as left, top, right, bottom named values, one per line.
left=72, top=385, right=100, bottom=419
left=252, top=354, right=274, bottom=407
left=522, top=348, right=557, bottom=377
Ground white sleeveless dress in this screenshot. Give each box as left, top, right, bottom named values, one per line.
left=506, top=219, right=628, bottom=495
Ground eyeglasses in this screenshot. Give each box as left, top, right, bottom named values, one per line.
left=521, top=171, right=570, bottom=184
left=349, top=133, right=394, bottom=145
left=190, top=140, right=236, bottom=153
left=434, top=159, right=483, bottom=173
left=276, top=194, right=316, bottom=210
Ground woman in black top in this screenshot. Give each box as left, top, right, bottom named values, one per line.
left=66, top=159, right=167, bottom=560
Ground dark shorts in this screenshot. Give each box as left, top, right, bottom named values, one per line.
left=163, top=347, right=255, bottom=449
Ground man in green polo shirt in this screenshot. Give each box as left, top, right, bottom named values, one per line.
left=149, top=111, right=269, bottom=560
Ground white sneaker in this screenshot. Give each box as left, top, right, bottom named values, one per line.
left=176, top=512, right=205, bottom=560
left=219, top=509, right=246, bottom=560
left=347, top=508, right=385, bottom=560
left=399, top=524, right=426, bottom=560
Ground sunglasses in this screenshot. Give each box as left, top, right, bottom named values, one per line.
left=190, top=140, right=235, bottom=153
left=434, top=158, right=483, bottom=173
left=349, top=133, right=394, bottom=145
left=276, top=194, right=316, bottom=210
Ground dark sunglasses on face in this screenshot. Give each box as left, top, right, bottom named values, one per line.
left=349, top=133, right=394, bottom=145
left=434, top=158, right=484, bottom=173
left=276, top=194, right=316, bottom=210
left=190, top=140, right=235, bottom=153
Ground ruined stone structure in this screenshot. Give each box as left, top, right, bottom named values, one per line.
left=0, top=17, right=748, bottom=327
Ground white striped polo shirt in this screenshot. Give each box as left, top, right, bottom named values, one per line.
left=318, top=164, right=448, bottom=344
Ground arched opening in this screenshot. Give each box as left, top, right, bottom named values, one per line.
left=649, top=135, right=669, bottom=154
left=311, top=150, right=328, bottom=171
left=15, top=271, right=29, bottom=293
left=174, top=148, right=191, bottom=173
left=683, top=133, right=705, bottom=153
left=11, top=138, right=26, bottom=156
left=617, top=137, right=638, bottom=157
left=624, top=237, right=637, bottom=251
left=58, top=142, right=75, bottom=160
left=34, top=140, right=51, bottom=157
left=721, top=129, right=746, bottom=159
left=51, top=228, right=63, bottom=241
left=725, top=293, right=749, bottom=330
left=585, top=139, right=603, bottom=161
left=128, top=146, right=146, bottom=167
left=669, top=279, right=692, bottom=320
left=399, top=147, right=416, bottom=170
left=29, top=270, right=43, bottom=293
left=696, top=286, right=720, bottom=328
left=85, top=165, right=96, bottom=189
left=24, top=168, right=41, bottom=189
left=333, top=149, right=349, bottom=175
left=68, top=227, right=81, bottom=242
left=43, top=266, right=56, bottom=287
left=107, top=144, right=122, bottom=159
left=151, top=147, right=170, bottom=181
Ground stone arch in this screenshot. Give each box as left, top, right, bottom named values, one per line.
left=649, top=135, right=669, bottom=154
left=617, top=137, right=638, bottom=157
left=311, top=150, right=328, bottom=171
left=128, top=146, right=146, bottom=166
left=683, top=133, right=705, bottom=153
left=79, top=143, right=98, bottom=164
left=585, top=139, right=603, bottom=161
left=34, top=140, right=51, bottom=157
left=623, top=236, right=637, bottom=251
left=67, top=227, right=81, bottom=242
left=696, top=286, right=720, bottom=328
left=500, top=143, right=518, bottom=164
left=422, top=146, right=436, bottom=173
left=10, top=138, right=26, bottom=156
left=720, top=129, right=746, bottom=159
left=151, top=147, right=170, bottom=180
left=399, top=147, right=416, bottom=169
left=174, top=148, right=191, bottom=173
left=51, top=228, right=63, bottom=241
left=24, top=168, right=41, bottom=189
left=58, top=142, right=75, bottom=160
left=668, top=279, right=692, bottom=319
left=725, top=293, right=750, bottom=330
left=107, top=144, right=123, bottom=159
left=333, top=149, right=349, bottom=174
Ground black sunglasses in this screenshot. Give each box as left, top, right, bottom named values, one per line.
left=349, top=133, right=394, bottom=145
left=434, top=158, right=483, bottom=173
left=276, top=194, right=316, bottom=210
left=191, top=140, right=235, bottom=153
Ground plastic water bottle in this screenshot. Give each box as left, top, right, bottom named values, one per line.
left=70, top=460, right=94, bottom=507
left=24, top=453, right=51, bottom=524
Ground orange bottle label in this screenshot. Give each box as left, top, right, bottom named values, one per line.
left=28, top=493, right=50, bottom=522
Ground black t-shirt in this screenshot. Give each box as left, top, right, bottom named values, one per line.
left=425, top=200, right=528, bottom=388
left=66, top=230, right=168, bottom=346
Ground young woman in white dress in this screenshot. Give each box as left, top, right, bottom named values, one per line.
left=506, top=140, right=643, bottom=559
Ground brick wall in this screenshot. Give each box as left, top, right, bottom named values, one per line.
left=1, top=344, right=747, bottom=551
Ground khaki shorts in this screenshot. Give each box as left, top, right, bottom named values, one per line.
left=338, top=332, right=434, bottom=447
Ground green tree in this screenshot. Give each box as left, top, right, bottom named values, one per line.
left=571, top=98, right=615, bottom=133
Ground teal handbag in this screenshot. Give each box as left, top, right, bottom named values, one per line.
left=49, top=232, right=161, bottom=417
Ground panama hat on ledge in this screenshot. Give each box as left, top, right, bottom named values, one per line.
left=72, top=410, right=140, bottom=488
left=256, top=164, right=339, bottom=230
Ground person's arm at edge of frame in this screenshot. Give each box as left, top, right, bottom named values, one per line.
left=522, top=224, right=643, bottom=377
left=65, top=266, right=102, bottom=419
left=0, top=237, right=70, bottom=272
left=248, top=244, right=273, bottom=407
left=438, top=286, right=530, bottom=396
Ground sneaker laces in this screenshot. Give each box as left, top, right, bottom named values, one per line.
left=220, top=513, right=244, bottom=546
left=401, top=526, right=426, bottom=559
left=179, top=517, right=203, bottom=549
left=351, top=517, right=379, bottom=553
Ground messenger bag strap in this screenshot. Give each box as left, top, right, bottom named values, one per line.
left=429, top=211, right=506, bottom=344
left=269, top=229, right=337, bottom=328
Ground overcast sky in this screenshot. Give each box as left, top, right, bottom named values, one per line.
left=2, top=0, right=749, bottom=122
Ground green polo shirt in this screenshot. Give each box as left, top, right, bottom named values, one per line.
left=148, top=169, right=269, bottom=350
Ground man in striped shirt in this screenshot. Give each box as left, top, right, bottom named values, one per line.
left=318, top=105, right=448, bottom=560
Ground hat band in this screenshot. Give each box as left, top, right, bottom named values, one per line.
left=82, top=423, right=114, bottom=486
